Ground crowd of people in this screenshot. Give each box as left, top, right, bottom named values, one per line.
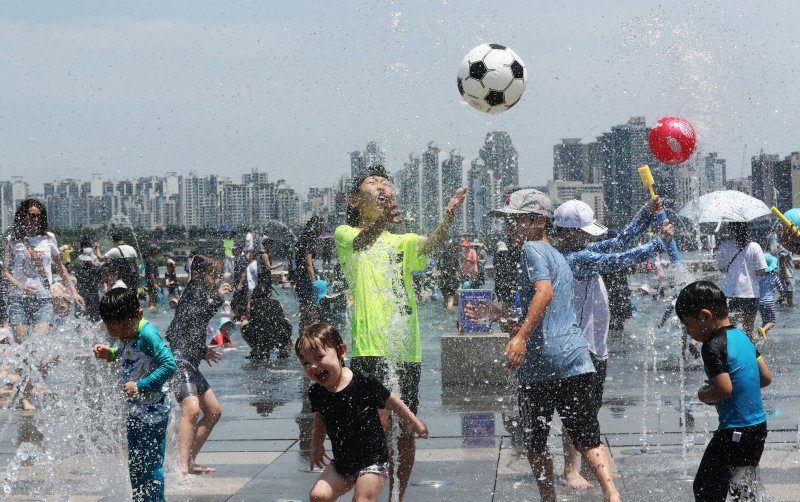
left=0, top=173, right=796, bottom=501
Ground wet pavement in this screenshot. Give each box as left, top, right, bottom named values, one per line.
left=1, top=270, right=799, bottom=501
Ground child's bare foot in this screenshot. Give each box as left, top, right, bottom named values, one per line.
left=18, top=398, right=36, bottom=412
left=561, top=471, right=593, bottom=490
left=604, top=490, right=621, bottom=502
left=188, top=464, right=216, bottom=475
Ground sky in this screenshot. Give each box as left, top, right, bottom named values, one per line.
left=1, top=0, right=799, bottom=195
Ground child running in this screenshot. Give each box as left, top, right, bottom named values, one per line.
left=94, top=288, right=177, bottom=501
left=165, top=255, right=231, bottom=476
left=297, top=322, right=428, bottom=502
left=675, top=281, right=772, bottom=501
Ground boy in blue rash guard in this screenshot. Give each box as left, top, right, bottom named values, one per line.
left=94, top=288, right=177, bottom=502
left=553, top=197, right=675, bottom=490
left=676, top=281, right=772, bottom=502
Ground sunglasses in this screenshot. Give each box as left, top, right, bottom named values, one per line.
left=27, top=213, right=43, bottom=219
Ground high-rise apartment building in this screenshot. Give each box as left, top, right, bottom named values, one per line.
left=420, top=142, right=441, bottom=233
left=467, top=158, right=501, bottom=235
left=751, top=151, right=782, bottom=209
left=441, top=149, right=466, bottom=233
left=553, top=138, right=589, bottom=182
left=479, top=131, right=518, bottom=191
left=395, top=153, right=422, bottom=232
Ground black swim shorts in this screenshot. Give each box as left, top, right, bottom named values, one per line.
left=518, top=372, right=602, bottom=454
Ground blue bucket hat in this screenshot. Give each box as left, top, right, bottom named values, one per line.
left=763, top=253, right=778, bottom=274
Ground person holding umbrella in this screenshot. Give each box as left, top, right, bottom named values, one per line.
left=715, top=223, right=767, bottom=340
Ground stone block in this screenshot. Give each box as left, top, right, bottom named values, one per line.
left=441, top=332, right=511, bottom=387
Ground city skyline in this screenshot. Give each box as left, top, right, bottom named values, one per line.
left=2, top=2, right=800, bottom=196
left=5, top=110, right=800, bottom=237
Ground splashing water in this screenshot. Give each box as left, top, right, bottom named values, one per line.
left=2, top=317, right=132, bottom=498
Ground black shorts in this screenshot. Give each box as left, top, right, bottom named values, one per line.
left=518, top=372, right=602, bottom=453
left=350, top=357, right=421, bottom=415
left=694, top=421, right=767, bottom=501
left=590, top=354, right=608, bottom=416
left=173, top=362, right=211, bottom=403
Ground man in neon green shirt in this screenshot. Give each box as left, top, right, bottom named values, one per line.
left=223, top=237, right=235, bottom=279
left=335, top=165, right=466, bottom=500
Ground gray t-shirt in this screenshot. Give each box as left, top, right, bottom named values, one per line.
left=517, top=241, right=595, bottom=384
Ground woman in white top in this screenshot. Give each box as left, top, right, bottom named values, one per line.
left=714, top=222, right=767, bottom=338
left=3, top=199, right=84, bottom=410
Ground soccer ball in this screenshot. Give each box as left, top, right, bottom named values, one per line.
left=457, top=43, right=528, bottom=114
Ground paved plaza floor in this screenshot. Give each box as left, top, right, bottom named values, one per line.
left=2, top=278, right=799, bottom=500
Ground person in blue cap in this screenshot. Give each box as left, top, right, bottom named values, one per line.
left=757, top=253, right=780, bottom=342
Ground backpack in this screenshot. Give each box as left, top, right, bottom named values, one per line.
left=111, top=246, right=139, bottom=289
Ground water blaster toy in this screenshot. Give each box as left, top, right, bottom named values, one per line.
left=648, top=116, right=697, bottom=165
left=771, top=206, right=800, bottom=244
left=639, top=164, right=681, bottom=263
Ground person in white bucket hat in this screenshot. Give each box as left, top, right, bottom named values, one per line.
left=553, top=196, right=675, bottom=490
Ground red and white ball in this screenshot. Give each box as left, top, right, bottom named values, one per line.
left=648, top=116, right=697, bottom=165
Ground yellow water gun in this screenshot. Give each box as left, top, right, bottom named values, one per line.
left=771, top=206, right=800, bottom=240
left=639, top=165, right=681, bottom=262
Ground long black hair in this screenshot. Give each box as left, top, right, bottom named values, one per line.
left=11, top=199, right=48, bottom=241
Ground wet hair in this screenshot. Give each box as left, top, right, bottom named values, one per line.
left=675, top=280, right=728, bottom=321
left=11, top=199, right=48, bottom=240
left=111, top=233, right=124, bottom=242
left=347, top=165, right=390, bottom=227
left=190, top=254, right=221, bottom=278
left=99, top=287, right=140, bottom=322
left=80, top=238, right=91, bottom=249
left=295, top=321, right=345, bottom=365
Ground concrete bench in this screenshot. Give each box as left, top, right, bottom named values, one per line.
left=440, top=332, right=512, bottom=388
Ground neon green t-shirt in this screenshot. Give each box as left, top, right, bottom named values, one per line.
left=335, top=225, right=428, bottom=363
left=223, top=239, right=234, bottom=258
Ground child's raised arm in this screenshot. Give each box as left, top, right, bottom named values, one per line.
left=384, top=393, right=428, bottom=438
left=309, top=412, right=331, bottom=470
left=421, top=187, right=467, bottom=255
left=757, top=357, right=772, bottom=388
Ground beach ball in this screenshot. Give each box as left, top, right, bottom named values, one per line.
left=648, top=116, right=697, bottom=165
left=457, top=43, right=528, bottom=114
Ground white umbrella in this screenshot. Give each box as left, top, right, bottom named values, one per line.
left=678, top=190, right=772, bottom=224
